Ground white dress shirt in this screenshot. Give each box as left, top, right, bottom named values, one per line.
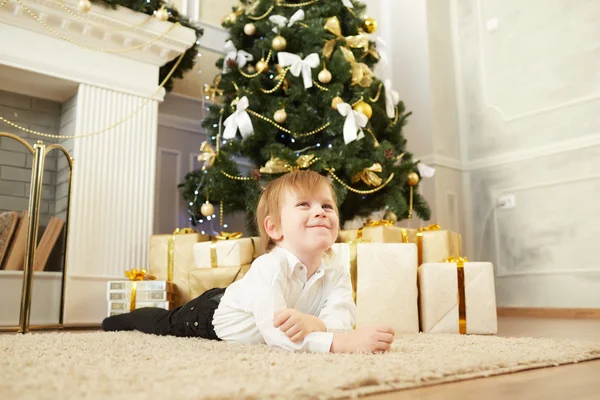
left=212, top=246, right=356, bottom=352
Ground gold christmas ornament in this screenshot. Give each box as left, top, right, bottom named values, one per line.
left=256, top=59, right=269, bottom=73
left=318, top=67, right=332, bottom=84
left=274, top=109, right=288, bottom=124
left=383, top=210, right=398, bottom=224
left=331, top=96, right=344, bottom=110
left=155, top=6, right=169, bottom=22
left=407, top=172, right=420, bottom=186
left=246, top=64, right=256, bottom=74
left=272, top=35, right=287, bottom=51
left=244, top=23, right=257, bottom=36
left=363, top=17, right=378, bottom=34
left=201, top=201, right=215, bottom=217
left=78, top=0, right=92, bottom=13
left=353, top=101, right=373, bottom=119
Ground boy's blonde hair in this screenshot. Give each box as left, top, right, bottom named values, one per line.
left=256, top=170, right=338, bottom=253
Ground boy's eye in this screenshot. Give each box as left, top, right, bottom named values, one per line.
left=322, top=204, right=334, bottom=210
left=296, top=201, right=309, bottom=207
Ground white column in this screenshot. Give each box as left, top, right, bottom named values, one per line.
left=64, top=84, right=159, bottom=325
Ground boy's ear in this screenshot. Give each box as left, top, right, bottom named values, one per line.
left=264, top=216, right=283, bottom=241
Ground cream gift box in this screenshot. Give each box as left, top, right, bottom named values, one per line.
left=193, top=236, right=256, bottom=269
left=418, top=260, right=497, bottom=334
left=417, top=225, right=462, bottom=264
left=331, top=242, right=419, bottom=333
left=339, top=222, right=417, bottom=244
left=188, top=264, right=252, bottom=298
left=149, top=230, right=208, bottom=306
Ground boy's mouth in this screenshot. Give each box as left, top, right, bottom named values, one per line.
left=307, top=224, right=330, bottom=229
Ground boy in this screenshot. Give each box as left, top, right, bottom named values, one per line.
left=103, top=170, right=395, bottom=353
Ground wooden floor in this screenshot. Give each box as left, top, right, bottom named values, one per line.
left=366, top=317, right=600, bottom=400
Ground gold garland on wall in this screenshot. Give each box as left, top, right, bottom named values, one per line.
left=56, top=0, right=153, bottom=31
left=15, top=0, right=180, bottom=54
left=0, top=52, right=185, bottom=139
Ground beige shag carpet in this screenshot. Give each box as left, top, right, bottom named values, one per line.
left=1, top=332, right=599, bottom=399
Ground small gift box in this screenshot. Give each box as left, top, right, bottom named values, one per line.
left=193, top=232, right=256, bottom=269
left=106, top=269, right=174, bottom=316
left=339, top=220, right=417, bottom=244
left=418, top=257, right=497, bottom=334
left=417, top=224, right=462, bottom=264
left=188, top=264, right=251, bottom=298
left=331, top=242, right=419, bottom=333
left=149, top=228, right=209, bottom=306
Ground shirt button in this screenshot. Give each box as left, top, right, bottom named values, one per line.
left=190, top=307, right=194, bottom=310
left=194, top=321, right=199, bottom=327
left=299, top=266, right=304, bottom=270
left=186, top=322, right=189, bottom=326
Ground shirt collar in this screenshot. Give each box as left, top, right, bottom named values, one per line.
left=274, top=246, right=332, bottom=274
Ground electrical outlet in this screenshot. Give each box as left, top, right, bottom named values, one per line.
left=497, top=194, right=516, bottom=209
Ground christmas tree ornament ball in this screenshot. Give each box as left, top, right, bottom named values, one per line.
left=363, top=17, right=378, bottom=33
left=78, top=0, right=92, bottom=13
left=384, top=210, right=398, bottom=224
left=256, top=59, right=269, bottom=73
left=274, top=109, right=288, bottom=124
left=318, top=68, right=332, bottom=84
left=244, top=23, right=256, bottom=36
left=155, top=7, right=169, bottom=22
left=331, top=96, right=344, bottom=110
left=272, top=35, right=287, bottom=51
left=201, top=202, right=215, bottom=217
left=353, top=101, right=373, bottom=119
left=407, top=172, right=420, bottom=186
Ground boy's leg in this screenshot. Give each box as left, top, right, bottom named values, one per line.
left=102, top=306, right=177, bottom=335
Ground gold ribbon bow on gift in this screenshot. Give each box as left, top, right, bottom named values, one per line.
left=323, top=17, right=370, bottom=59
left=339, top=47, right=374, bottom=88
left=444, top=256, right=469, bottom=335
left=210, top=231, right=244, bottom=268
left=419, top=223, right=441, bottom=232
left=203, top=75, right=224, bottom=103
left=197, top=142, right=216, bottom=171
left=260, top=154, right=318, bottom=174
left=352, top=163, right=383, bottom=187
left=124, top=268, right=157, bottom=312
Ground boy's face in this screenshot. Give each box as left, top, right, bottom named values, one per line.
left=276, top=184, right=339, bottom=255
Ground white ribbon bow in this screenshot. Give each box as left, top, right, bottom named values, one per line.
left=269, top=10, right=304, bottom=33
left=223, top=40, right=254, bottom=72
left=223, top=96, right=254, bottom=139
left=337, top=103, right=367, bottom=144
left=342, top=0, right=354, bottom=8
left=277, top=52, right=320, bottom=89
left=384, top=79, right=400, bottom=119
left=417, top=162, right=436, bottom=178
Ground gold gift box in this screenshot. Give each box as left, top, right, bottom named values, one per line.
left=188, top=264, right=251, bottom=298
left=339, top=224, right=417, bottom=244
left=418, top=226, right=462, bottom=264
left=193, top=238, right=256, bottom=269
left=149, top=232, right=208, bottom=306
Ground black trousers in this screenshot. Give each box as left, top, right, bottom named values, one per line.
left=102, top=287, right=225, bottom=340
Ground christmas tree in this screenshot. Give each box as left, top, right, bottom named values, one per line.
left=182, top=0, right=431, bottom=232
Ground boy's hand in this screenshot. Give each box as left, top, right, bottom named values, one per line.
left=331, top=326, right=395, bottom=353
left=274, top=309, right=326, bottom=343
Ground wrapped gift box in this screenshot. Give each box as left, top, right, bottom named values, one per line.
left=193, top=238, right=255, bottom=269
left=188, top=264, right=251, bottom=298
left=251, top=237, right=263, bottom=259
left=339, top=225, right=417, bottom=244
left=418, top=261, right=497, bottom=334
left=149, top=232, right=208, bottom=306
left=331, top=242, right=419, bottom=333
left=418, top=227, right=462, bottom=264
left=107, top=290, right=172, bottom=302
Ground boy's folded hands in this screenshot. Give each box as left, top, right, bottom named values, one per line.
left=274, top=309, right=327, bottom=343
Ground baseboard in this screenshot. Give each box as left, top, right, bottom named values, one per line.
left=497, top=307, right=600, bottom=319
